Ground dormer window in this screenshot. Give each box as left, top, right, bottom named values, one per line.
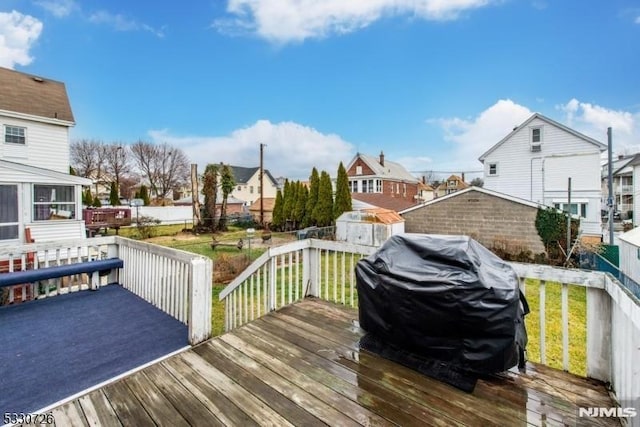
left=5, top=125, right=26, bottom=144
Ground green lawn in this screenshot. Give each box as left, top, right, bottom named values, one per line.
left=523, top=280, right=587, bottom=376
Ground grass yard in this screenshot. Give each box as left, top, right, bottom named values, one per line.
left=523, top=279, right=587, bottom=376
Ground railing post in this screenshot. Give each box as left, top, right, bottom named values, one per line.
left=586, top=286, right=612, bottom=382
left=268, top=256, right=276, bottom=310
left=106, top=241, right=119, bottom=285
left=303, top=245, right=319, bottom=297
left=188, top=257, right=212, bottom=345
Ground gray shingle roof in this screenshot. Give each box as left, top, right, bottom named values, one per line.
left=229, top=165, right=278, bottom=186
left=0, top=67, right=74, bottom=123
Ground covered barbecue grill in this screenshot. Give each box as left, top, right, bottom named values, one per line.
left=356, top=233, right=529, bottom=392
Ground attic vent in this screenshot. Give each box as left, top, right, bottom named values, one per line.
left=33, top=77, right=44, bottom=83
left=531, top=144, right=541, bottom=153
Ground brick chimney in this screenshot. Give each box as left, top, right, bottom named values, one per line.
left=619, top=154, right=624, bottom=160
left=379, top=151, right=385, bottom=167
left=461, top=172, right=465, bottom=182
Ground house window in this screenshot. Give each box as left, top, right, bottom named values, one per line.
left=488, top=163, right=498, bottom=176
left=532, top=127, right=541, bottom=143
left=33, top=184, right=76, bottom=221
left=250, top=186, right=254, bottom=194
left=448, top=180, right=456, bottom=187
left=554, top=202, right=587, bottom=219
left=348, top=180, right=356, bottom=192
left=402, top=183, right=407, bottom=197
left=376, top=180, right=382, bottom=193
left=356, top=166, right=362, bottom=175
left=5, top=126, right=26, bottom=144
left=0, top=185, right=19, bottom=240
left=237, top=185, right=241, bottom=191
left=367, top=180, right=374, bottom=193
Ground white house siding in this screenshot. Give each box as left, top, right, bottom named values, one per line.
left=0, top=115, right=70, bottom=174
left=483, top=117, right=603, bottom=237
left=619, top=228, right=640, bottom=285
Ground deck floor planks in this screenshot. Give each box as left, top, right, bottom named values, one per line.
left=264, top=308, right=520, bottom=426
left=46, top=298, right=620, bottom=427
left=121, top=369, right=190, bottom=427
left=234, top=323, right=433, bottom=427
left=195, top=341, right=339, bottom=426
left=160, top=357, right=258, bottom=427
left=250, top=316, right=465, bottom=426
left=279, top=300, right=618, bottom=427
left=76, top=391, right=122, bottom=427
left=141, top=364, right=225, bottom=427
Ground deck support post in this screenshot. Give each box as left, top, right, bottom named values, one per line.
left=268, top=257, right=276, bottom=311
left=106, top=240, right=120, bottom=285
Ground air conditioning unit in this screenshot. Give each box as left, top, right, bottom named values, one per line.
left=531, top=144, right=541, bottom=153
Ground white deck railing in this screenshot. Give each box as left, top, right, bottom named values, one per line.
left=221, top=239, right=640, bottom=421
left=0, top=236, right=212, bottom=345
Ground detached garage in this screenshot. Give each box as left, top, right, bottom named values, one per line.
left=399, top=187, right=546, bottom=257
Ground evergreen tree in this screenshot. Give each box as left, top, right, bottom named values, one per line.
left=272, top=190, right=284, bottom=230
left=218, top=164, right=236, bottom=231
left=313, top=171, right=334, bottom=227
left=282, top=180, right=293, bottom=227
left=93, top=197, right=102, bottom=208
left=109, top=182, right=119, bottom=206
left=333, top=162, right=352, bottom=220
left=304, top=168, right=320, bottom=227
left=83, top=188, right=93, bottom=206
left=139, top=185, right=151, bottom=206
left=293, top=182, right=307, bottom=228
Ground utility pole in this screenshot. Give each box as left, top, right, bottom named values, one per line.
left=191, top=164, right=200, bottom=229
left=607, top=127, right=614, bottom=245
left=566, top=177, right=572, bottom=262
left=260, top=143, right=265, bottom=225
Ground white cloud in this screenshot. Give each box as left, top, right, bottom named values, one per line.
left=36, top=0, right=77, bottom=18
left=213, top=0, right=498, bottom=43
left=0, top=11, right=43, bottom=69
left=89, top=11, right=164, bottom=37
left=557, top=99, right=640, bottom=153
left=635, top=15, right=640, bottom=24
left=429, top=99, right=533, bottom=169
left=148, top=120, right=354, bottom=179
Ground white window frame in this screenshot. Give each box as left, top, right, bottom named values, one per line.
left=356, top=166, right=362, bottom=175
left=33, top=184, right=77, bottom=221
left=4, top=125, right=26, bottom=145
left=530, top=126, right=543, bottom=152
left=375, top=179, right=382, bottom=193
left=0, top=184, right=19, bottom=241
left=488, top=163, right=499, bottom=176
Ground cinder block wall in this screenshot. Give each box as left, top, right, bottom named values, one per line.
left=402, top=190, right=546, bottom=256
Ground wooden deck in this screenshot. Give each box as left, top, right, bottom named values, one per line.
left=45, top=299, right=620, bottom=427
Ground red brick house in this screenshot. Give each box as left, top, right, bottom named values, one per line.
left=345, top=152, right=420, bottom=204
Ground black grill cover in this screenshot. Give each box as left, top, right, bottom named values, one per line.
left=356, top=234, right=528, bottom=378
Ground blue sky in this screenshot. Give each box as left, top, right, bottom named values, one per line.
left=2, top=0, right=639, bottom=180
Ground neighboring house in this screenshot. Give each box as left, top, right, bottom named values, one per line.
left=602, top=154, right=639, bottom=221
left=434, top=175, right=469, bottom=198
left=479, top=113, right=606, bottom=240
left=229, top=166, right=279, bottom=206
left=417, top=180, right=435, bottom=202
left=0, top=67, right=91, bottom=246
left=399, top=187, right=546, bottom=257
left=346, top=151, right=421, bottom=203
